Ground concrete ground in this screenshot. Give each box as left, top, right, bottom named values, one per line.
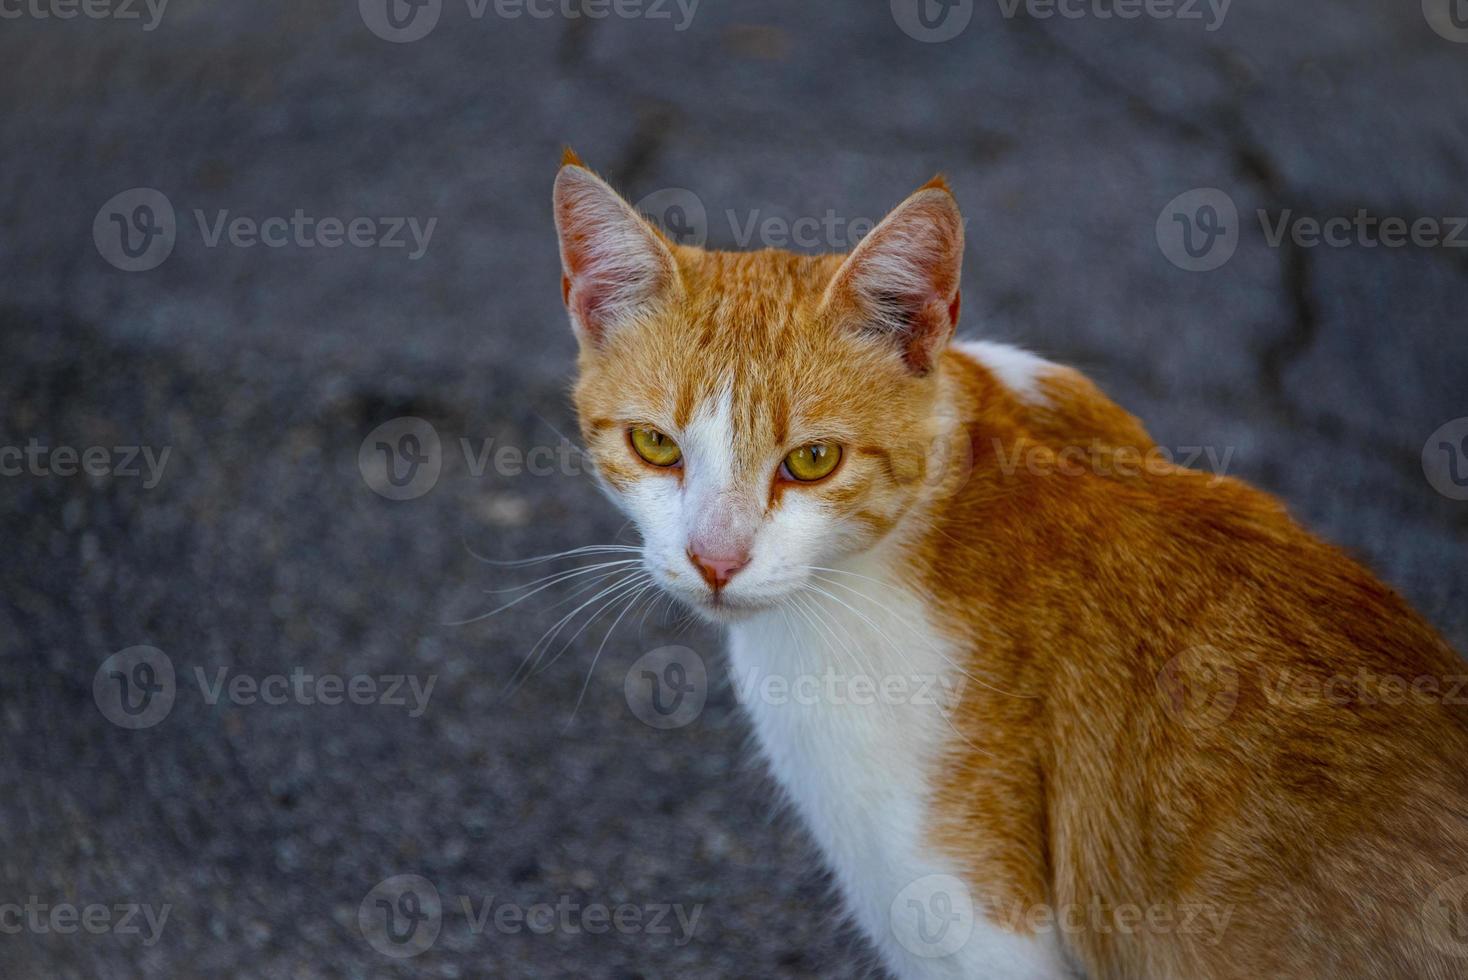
left=1, top=0, right=1465, bottom=976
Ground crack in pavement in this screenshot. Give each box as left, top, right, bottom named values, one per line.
left=1015, top=23, right=1325, bottom=424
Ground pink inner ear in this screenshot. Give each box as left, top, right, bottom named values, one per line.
left=554, top=167, right=674, bottom=344
left=898, top=295, right=960, bottom=374
left=834, top=191, right=964, bottom=374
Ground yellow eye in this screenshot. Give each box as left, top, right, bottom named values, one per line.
left=782, top=443, right=841, bottom=482
left=630, top=427, right=682, bottom=467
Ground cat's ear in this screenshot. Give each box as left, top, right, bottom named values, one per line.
left=821, top=177, right=964, bottom=375
left=553, top=149, right=681, bottom=347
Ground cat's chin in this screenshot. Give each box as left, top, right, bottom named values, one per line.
left=675, top=591, right=772, bottom=625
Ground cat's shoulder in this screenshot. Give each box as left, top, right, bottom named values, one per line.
left=948, top=339, right=1155, bottom=455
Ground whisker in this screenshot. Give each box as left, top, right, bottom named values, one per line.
left=804, top=572, right=932, bottom=650
left=528, top=575, right=654, bottom=680
left=803, top=590, right=899, bottom=716
left=445, top=560, right=642, bottom=625
left=504, top=572, right=651, bottom=695
left=793, top=590, right=862, bottom=679
left=470, top=543, right=641, bottom=567
left=799, top=581, right=998, bottom=755
left=564, top=579, right=659, bottom=731
left=805, top=571, right=1030, bottom=700
left=481, top=559, right=642, bottom=595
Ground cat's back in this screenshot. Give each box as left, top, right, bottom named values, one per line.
left=929, top=342, right=1468, bottom=979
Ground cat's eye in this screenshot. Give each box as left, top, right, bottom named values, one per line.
left=629, top=427, right=682, bottom=467
left=781, top=443, right=841, bottom=482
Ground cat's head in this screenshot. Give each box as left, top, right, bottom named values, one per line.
left=553, top=151, right=965, bottom=622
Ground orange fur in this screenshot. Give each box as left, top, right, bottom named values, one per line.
left=554, top=154, right=1468, bottom=978
left=924, top=352, right=1468, bottom=978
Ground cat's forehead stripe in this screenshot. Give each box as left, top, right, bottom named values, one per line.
left=673, top=379, right=695, bottom=431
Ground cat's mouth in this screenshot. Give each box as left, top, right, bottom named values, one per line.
left=680, top=592, right=760, bottom=623
left=662, top=583, right=772, bottom=623
left=703, top=591, right=767, bottom=620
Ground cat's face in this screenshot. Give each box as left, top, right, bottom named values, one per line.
left=554, top=155, right=964, bottom=622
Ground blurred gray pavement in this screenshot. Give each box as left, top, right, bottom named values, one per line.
left=1, top=0, right=1466, bottom=976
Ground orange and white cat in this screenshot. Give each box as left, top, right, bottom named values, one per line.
left=551, top=149, right=1468, bottom=979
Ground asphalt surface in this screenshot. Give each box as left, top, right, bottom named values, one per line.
left=2, top=0, right=1466, bottom=977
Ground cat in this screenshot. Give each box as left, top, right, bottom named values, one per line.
left=551, top=148, right=1468, bottom=980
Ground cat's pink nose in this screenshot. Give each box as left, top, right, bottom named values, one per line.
left=688, top=549, right=748, bottom=591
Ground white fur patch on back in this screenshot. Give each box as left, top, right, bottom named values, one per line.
left=953, top=340, right=1054, bottom=404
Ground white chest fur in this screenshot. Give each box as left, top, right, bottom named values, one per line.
left=724, top=556, right=1072, bottom=979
